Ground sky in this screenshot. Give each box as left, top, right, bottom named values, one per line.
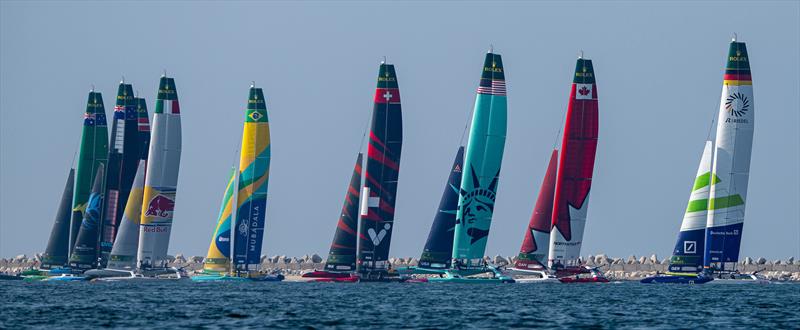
left=1, top=1, right=798, bottom=260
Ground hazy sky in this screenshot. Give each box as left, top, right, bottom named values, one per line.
left=1, top=1, right=798, bottom=260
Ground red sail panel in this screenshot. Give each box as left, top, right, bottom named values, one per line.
left=549, top=58, right=599, bottom=266
left=515, top=149, right=558, bottom=269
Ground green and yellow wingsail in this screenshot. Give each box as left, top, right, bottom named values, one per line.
left=203, top=167, right=237, bottom=273
left=232, top=86, right=271, bottom=269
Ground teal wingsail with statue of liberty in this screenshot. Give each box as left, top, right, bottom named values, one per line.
left=421, top=49, right=513, bottom=283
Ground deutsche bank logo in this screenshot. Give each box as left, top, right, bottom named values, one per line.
left=684, top=241, right=697, bottom=254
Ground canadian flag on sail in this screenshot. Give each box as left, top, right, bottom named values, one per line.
left=576, top=84, right=593, bottom=100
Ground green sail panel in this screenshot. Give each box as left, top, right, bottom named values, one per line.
left=451, top=52, right=508, bottom=269
left=69, top=91, right=109, bottom=255
left=203, top=167, right=236, bottom=274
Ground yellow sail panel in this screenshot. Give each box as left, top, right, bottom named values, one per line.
left=233, top=87, right=271, bottom=267
left=203, top=168, right=237, bottom=273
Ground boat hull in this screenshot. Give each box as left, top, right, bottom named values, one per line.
left=427, top=277, right=514, bottom=284
left=640, top=275, right=713, bottom=284
left=559, top=276, right=609, bottom=283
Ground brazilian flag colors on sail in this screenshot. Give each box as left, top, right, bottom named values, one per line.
left=69, top=91, right=109, bottom=255
left=138, top=76, right=182, bottom=268
left=100, top=83, right=141, bottom=265
left=515, top=149, right=558, bottom=270
left=203, top=167, right=236, bottom=273
left=704, top=40, right=754, bottom=269
left=324, top=153, right=363, bottom=272
left=41, top=169, right=75, bottom=269
left=107, top=161, right=147, bottom=270
left=69, top=164, right=106, bottom=269
left=358, top=63, right=403, bottom=274
left=419, top=147, right=464, bottom=270
left=452, top=52, right=507, bottom=269
left=669, top=141, right=714, bottom=273
left=547, top=57, right=599, bottom=269
left=233, top=86, right=271, bottom=268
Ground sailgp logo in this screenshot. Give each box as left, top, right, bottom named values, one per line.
left=368, top=224, right=391, bottom=246
left=684, top=241, right=697, bottom=254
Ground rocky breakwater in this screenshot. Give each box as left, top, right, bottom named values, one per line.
left=2, top=253, right=799, bottom=281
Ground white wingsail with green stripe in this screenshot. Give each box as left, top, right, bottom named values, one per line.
left=668, top=141, right=714, bottom=273
left=704, top=40, right=754, bottom=271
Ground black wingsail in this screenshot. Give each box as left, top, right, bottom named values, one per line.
left=68, top=164, right=105, bottom=269
left=419, top=147, right=464, bottom=269
left=324, top=153, right=363, bottom=272
left=99, top=83, right=141, bottom=266
left=41, top=169, right=76, bottom=269
left=357, top=63, right=403, bottom=275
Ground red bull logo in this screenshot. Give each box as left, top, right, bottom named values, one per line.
left=145, top=194, right=175, bottom=218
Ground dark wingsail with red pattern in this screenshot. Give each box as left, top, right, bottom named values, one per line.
left=418, top=147, right=464, bottom=270
left=323, top=153, right=363, bottom=272
left=357, top=63, right=403, bottom=277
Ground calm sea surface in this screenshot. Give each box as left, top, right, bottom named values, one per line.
left=1, top=281, right=798, bottom=329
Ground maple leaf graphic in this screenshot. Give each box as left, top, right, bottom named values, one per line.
left=578, top=86, right=590, bottom=96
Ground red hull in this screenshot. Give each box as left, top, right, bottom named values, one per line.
left=301, top=271, right=353, bottom=279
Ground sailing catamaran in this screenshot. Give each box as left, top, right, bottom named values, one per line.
left=193, top=85, right=281, bottom=282
left=99, top=82, right=142, bottom=266
left=425, top=50, right=512, bottom=283
left=508, top=150, right=560, bottom=283
left=301, top=153, right=363, bottom=282
left=137, top=75, right=182, bottom=271
left=68, top=90, right=109, bottom=260
left=68, top=164, right=106, bottom=269
left=40, top=169, right=76, bottom=270
left=544, top=55, right=605, bottom=283
left=642, top=38, right=759, bottom=284
left=356, top=62, right=404, bottom=282
left=418, top=147, right=464, bottom=271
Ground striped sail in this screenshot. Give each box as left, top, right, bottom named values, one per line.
left=324, top=153, right=363, bottom=272
left=548, top=58, right=599, bottom=269
left=704, top=41, right=755, bottom=269
left=669, top=141, right=714, bottom=273
left=100, top=83, right=140, bottom=265
left=138, top=76, right=182, bottom=268
left=68, top=164, right=105, bottom=269
left=136, top=97, right=151, bottom=160
left=515, top=149, right=558, bottom=270
left=419, top=147, right=464, bottom=270
left=357, top=63, right=403, bottom=274
left=107, top=161, right=146, bottom=270
left=41, top=169, right=75, bottom=269
left=203, top=167, right=236, bottom=273
left=452, top=52, right=507, bottom=269
left=233, top=87, right=271, bottom=269
left=69, top=91, right=109, bottom=255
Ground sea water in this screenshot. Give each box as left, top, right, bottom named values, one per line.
left=1, top=281, right=798, bottom=328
